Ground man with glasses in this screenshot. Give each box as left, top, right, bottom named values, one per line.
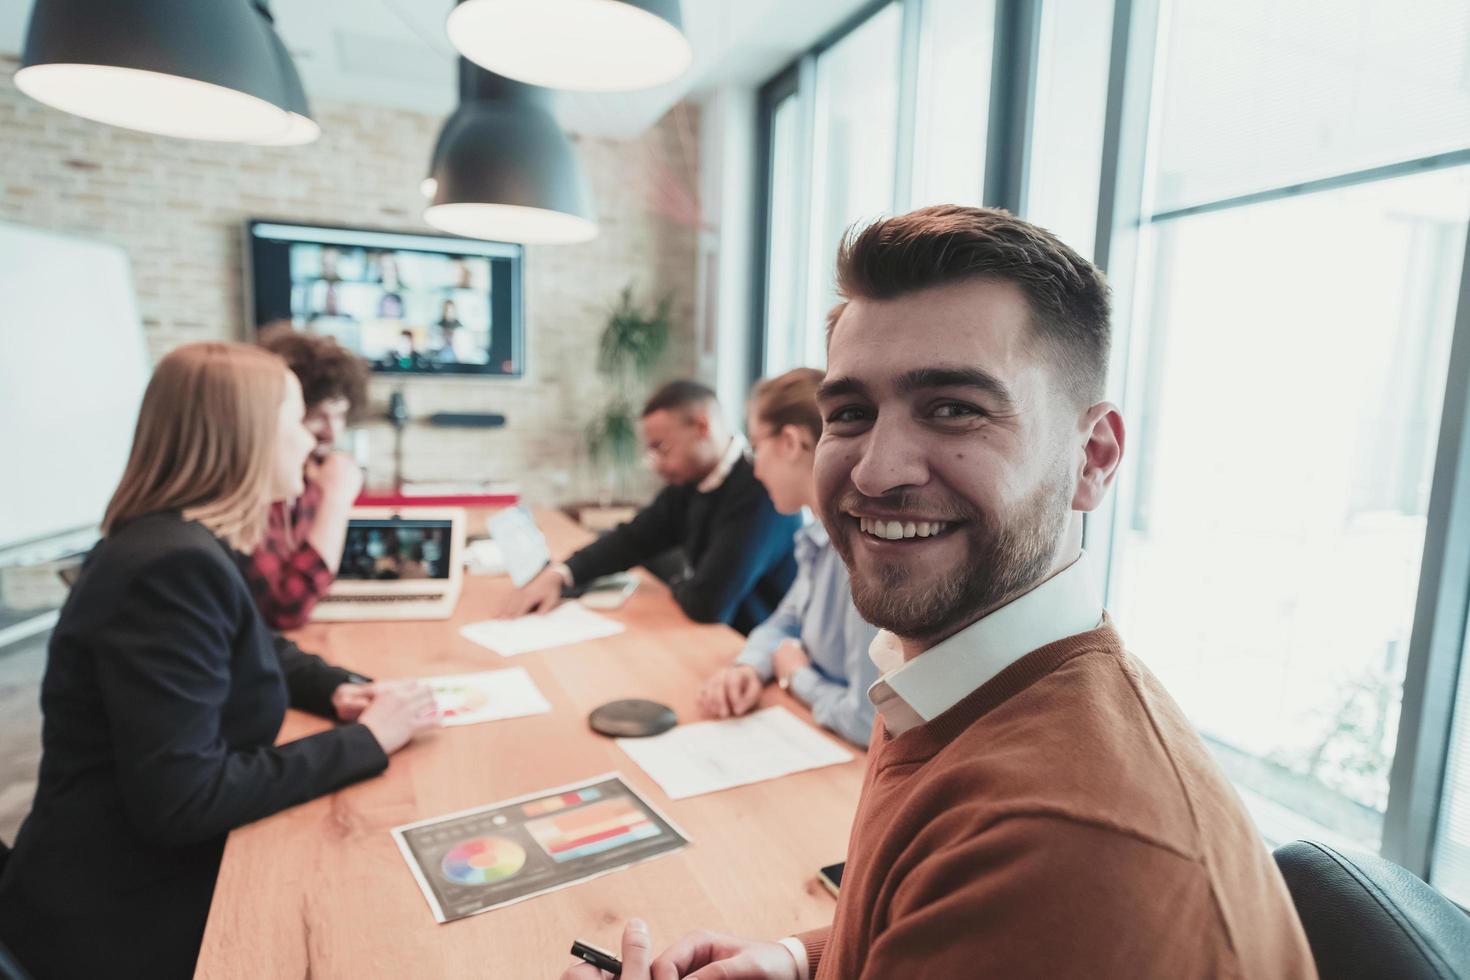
left=498, top=380, right=800, bottom=634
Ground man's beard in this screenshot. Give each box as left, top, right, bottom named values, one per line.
left=825, top=475, right=1072, bottom=643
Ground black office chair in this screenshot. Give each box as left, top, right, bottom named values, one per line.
left=1273, top=839, right=1470, bottom=979
left=0, top=940, right=30, bottom=980
left=0, top=839, right=28, bottom=980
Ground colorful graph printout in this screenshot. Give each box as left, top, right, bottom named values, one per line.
left=441, top=837, right=526, bottom=884
left=525, top=798, right=661, bottom=863
left=424, top=668, right=552, bottom=728
left=522, top=787, right=601, bottom=817
left=392, top=773, right=688, bottom=923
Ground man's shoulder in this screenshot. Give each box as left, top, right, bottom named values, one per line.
left=715, top=459, right=796, bottom=523
left=901, top=644, right=1236, bottom=858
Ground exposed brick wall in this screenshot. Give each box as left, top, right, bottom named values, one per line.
left=0, top=70, right=700, bottom=505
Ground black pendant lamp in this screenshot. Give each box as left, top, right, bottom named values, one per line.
left=259, top=7, right=320, bottom=146
left=423, top=60, right=598, bottom=245
left=447, top=0, right=691, bottom=93
left=15, top=0, right=314, bottom=145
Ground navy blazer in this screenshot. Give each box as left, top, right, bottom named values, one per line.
left=565, top=455, right=800, bottom=634
left=0, top=512, right=388, bottom=980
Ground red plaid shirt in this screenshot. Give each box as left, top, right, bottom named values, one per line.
left=243, top=478, right=335, bottom=629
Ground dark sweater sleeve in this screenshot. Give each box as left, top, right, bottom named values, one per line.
left=93, top=550, right=388, bottom=848
left=564, top=487, right=683, bottom=584
left=670, top=484, right=792, bottom=625
left=272, top=634, right=360, bottom=718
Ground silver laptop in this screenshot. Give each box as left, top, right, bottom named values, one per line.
left=312, top=507, right=466, bottom=622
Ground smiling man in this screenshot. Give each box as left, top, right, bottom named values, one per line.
left=559, top=206, right=1315, bottom=980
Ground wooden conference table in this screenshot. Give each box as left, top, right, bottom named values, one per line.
left=196, top=509, right=864, bottom=978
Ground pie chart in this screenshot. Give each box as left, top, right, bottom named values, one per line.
left=440, top=836, right=526, bottom=885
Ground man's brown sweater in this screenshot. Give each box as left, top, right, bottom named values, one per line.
left=797, top=622, right=1317, bottom=979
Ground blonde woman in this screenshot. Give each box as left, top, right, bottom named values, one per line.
left=0, top=343, right=435, bottom=980
left=697, top=368, right=880, bottom=746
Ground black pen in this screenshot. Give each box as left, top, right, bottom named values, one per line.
left=571, top=939, right=623, bottom=976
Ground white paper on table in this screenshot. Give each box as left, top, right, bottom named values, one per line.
left=616, top=706, right=854, bottom=800
left=423, top=667, right=552, bottom=727
left=463, top=539, right=506, bottom=576
left=458, top=602, right=625, bottom=656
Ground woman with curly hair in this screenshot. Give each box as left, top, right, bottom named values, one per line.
left=249, top=325, right=371, bottom=627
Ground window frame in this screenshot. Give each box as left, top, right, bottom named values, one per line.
left=749, top=0, right=1039, bottom=388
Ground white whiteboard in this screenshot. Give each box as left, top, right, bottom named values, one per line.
left=0, top=222, right=150, bottom=562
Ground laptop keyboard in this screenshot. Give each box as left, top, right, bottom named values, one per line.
left=319, top=593, right=446, bottom=604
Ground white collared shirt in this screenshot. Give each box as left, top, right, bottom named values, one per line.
left=866, top=552, right=1104, bottom=737
left=696, top=433, right=748, bottom=494
left=776, top=563, right=1102, bottom=979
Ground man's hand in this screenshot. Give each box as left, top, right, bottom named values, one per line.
left=772, top=639, right=811, bottom=688
left=559, top=922, right=799, bottom=980
left=560, top=919, right=654, bottom=980
left=653, top=930, right=801, bottom=980
left=698, top=664, right=764, bottom=719
left=330, top=682, right=376, bottom=722
left=493, top=565, right=565, bottom=618
left=312, top=451, right=364, bottom=507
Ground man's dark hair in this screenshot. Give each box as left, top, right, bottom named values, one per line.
left=642, top=379, right=718, bottom=418
left=830, top=205, right=1112, bottom=401
left=257, top=325, right=369, bottom=415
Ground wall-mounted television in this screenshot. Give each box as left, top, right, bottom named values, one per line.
left=246, top=220, right=524, bottom=377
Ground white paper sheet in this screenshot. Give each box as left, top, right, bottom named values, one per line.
left=423, top=667, right=552, bottom=727
left=616, top=706, right=854, bottom=800
left=463, top=538, right=506, bottom=576
left=459, top=602, right=625, bottom=657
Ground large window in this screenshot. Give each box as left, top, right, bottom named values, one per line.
left=763, top=93, right=805, bottom=376
left=800, top=4, right=904, bottom=371
left=1102, top=0, right=1470, bottom=863
left=908, top=0, right=995, bottom=210
left=754, top=0, right=1470, bottom=893
left=756, top=0, right=1000, bottom=376
left=1024, top=0, right=1115, bottom=258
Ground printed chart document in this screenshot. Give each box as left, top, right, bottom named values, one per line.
left=423, top=668, right=552, bottom=727
left=616, top=706, right=854, bottom=800
left=392, top=773, right=688, bottom=923
left=459, top=602, right=625, bottom=656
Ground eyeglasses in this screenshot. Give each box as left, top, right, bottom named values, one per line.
left=748, top=427, right=812, bottom=454
left=747, top=428, right=779, bottom=452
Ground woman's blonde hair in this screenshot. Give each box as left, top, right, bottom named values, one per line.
left=103, top=342, right=290, bottom=553
left=751, top=367, right=824, bottom=446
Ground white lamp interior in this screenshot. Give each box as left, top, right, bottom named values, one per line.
left=13, top=63, right=292, bottom=143
left=447, top=0, right=692, bottom=93
left=424, top=201, right=598, bottom=245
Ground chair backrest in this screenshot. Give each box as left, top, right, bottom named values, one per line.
left=1273, top=839, right=1470, bottom=979
left=0, top=839, right=28, bottom=980
left=0, top=939, right=30, bottom=980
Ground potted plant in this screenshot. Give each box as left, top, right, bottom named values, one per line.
left=580, top=284, right=672, bottom=521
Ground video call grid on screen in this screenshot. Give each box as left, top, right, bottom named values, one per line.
left=339, top=518, right=454, bottom=581
left=246, top=221, right=525, bottom=378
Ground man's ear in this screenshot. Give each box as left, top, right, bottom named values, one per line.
left=1073, top=402, right=1125, bottom=512
left=689, top=407, right=712, bottom=439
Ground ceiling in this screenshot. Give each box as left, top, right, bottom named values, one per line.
left=0, top=0, right=874, bottom=137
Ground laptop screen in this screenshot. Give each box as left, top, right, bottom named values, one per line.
left=339, top=518, right=454, bottom=581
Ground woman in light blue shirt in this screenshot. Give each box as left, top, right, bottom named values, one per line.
left=697, top=368, right=879, bottom=746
